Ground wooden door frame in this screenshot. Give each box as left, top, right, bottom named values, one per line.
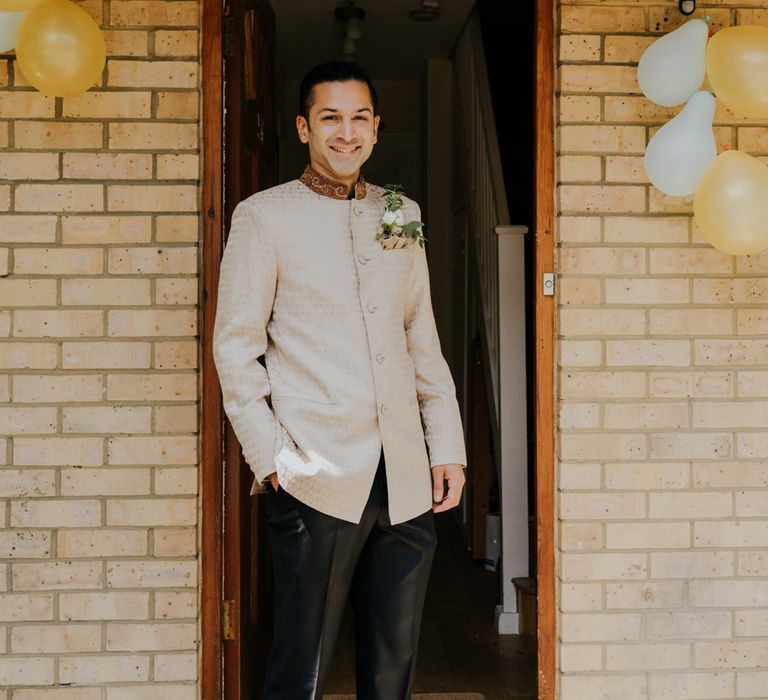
left=199, top=0, right=557, bottom=697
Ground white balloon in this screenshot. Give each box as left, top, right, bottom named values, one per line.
left=644, top=90, right=717, bottom=196
left=638, top=18, right=709, bottom=107
left=0, top=10, right=26, bottom=53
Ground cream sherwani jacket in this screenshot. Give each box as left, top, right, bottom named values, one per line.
left=212, top=167, right=467, bottom=525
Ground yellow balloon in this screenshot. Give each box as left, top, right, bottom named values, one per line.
left=707, top=25, right=768, bottom=119
left=694, top=150, right=768, bottom=256
left=0, top=0, right=43, bottom=10
left=15, top=0, right=105, bottom=97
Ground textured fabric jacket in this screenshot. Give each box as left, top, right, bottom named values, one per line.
left=212, top=170, right=467, bottom=524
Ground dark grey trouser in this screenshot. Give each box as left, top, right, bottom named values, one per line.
left=261, top=448, right=437, bottom=700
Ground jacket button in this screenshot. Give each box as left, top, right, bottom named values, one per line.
left=380, top=403, right=388, bottom=415
left=353, top=207, right=363, bottom=216
left=376, top=353, right=385, bottom=364
left=358, top=255, right=369, bottom=265
left=367, top=302, right=377, bottom=313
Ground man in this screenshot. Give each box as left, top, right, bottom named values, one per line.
left=213, top=60, right=467, bottom=699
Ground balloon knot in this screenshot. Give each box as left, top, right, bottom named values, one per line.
left=705, top=15, right=711, bottom=21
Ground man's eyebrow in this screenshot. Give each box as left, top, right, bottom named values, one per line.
left=318, top=107, right=372, bottom=114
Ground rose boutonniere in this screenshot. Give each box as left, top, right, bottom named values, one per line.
left=375, top=183, right=427, bottom=249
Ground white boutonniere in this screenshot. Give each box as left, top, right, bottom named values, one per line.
left=375, top=183, right=426, bottom=249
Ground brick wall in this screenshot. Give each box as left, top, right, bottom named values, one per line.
left=557, top=2, right=768, bottom=698
left=0, top=1, right=201, bottom=696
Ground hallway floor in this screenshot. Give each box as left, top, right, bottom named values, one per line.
left=324, top=511, right=538, bottom=699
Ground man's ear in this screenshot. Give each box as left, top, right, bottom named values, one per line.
left=373, top=114, right=380, bottom=144
left=296, top=115, right=309, bottom=144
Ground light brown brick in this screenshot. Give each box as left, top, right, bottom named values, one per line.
left=107, top=309, right=197, bottom=337
left=106, top=498, right=196, bottom=525
left=62, top=406, right=151, bottom=434
left=155, top=30, right=199, bottom=57
left=694, top=521, right=768, bottom=548
left=153, top=652, right=197, bottom=681
left=63, top=153, right=152, bottom=180
left=105, top=622, right=197, bottom=651
left=156, top=91, right=199, bottom=119
left=0, top=657, right=54, bottom=686
left=562, top=612, right=642, bottom=642
left=650, top=432, right=731, bottom=459
left=153, top=528, right=196, bottom=557
left=62, top=341, right=152, bottom=369
left=0, top=341, right=57, bottom=369
left=103, top=29, right=150, bottom=57
left=13, top=437, right=103, bottom=466
left=156, top=278, right=197, bottom=304
left=13, top=310, right=104, bottom=338
left=62, top=278, right=151, bottom=306
left=154, top=342, right=199, bottom=371
left=0, top=592, right=53, bottom=621
left=60, top=466, right=151, bottom=495
left=57, top=529, right=147, bottom=558
left=13, top=374, right=102, bottom=403
left=62, top=91, right=152, bottom=118
left=560, top=65, right=639, bottom=93
left=15, top=185, right=104, bottom=213
left=0, top=215, right=57, bottom=243
left=605, top=581, right=684, bottom=609
left=561, top=492, right=646, bottom=520
left=109, top=122, right=197, bottom=150
left=59, top=591, right=149, bottom=616
left=108, top=246, right=197, bottom=274
left=560, top=308, right=645, bottom=336
left=561, top=125, right=645, bottom=153
left=12, top=561, right=102, bottom=590
left=0, top=153, right=58, bottom=180
left=11, top=500, right=101, bottom=528
left=560, top=370, right=646, bottom=399
left=649, top=371, right=732, bottom=399
left=11, top=623, right=101, bottom=653
left=108, top=184, right=197, bottom=212
left=606, top=642, right=689, bottom=671
left=604, top=402, right=688, bottom=430
left=108, top=60, right=198, bottom=88
left=0, top=470, right=56, bottom=498
left=559, top=185, right=645, bottom=213
left=107, top=436, right=197, bottom=465
left=59, top=654, right=149, bottom=683
left=62, top=215, right=152, bottom=244
left=110, top=1, right=198, bottom=26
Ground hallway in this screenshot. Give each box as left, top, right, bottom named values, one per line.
left=324, top=512, right=537, bottom=699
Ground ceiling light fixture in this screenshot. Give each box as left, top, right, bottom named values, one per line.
left=410, top=0, right=440, bottom=22
left=335, top=1, right=366, bottom=39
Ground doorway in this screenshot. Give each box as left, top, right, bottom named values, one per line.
left=200, top=0, right=556, bottom=698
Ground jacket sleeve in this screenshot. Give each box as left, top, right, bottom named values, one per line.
left=403, top=202, right=468, bottom=469
left=212, top=200, right=292, bottom=484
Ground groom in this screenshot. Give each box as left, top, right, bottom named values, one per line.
left=213, top=60, right=467, bottom=699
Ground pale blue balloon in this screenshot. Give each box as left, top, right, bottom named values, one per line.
left=0, top=9, right=27, bottom=53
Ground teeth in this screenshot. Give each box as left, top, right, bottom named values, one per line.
left=332, top=146, right=356, bottom=152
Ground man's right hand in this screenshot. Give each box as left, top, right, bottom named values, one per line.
left=267, top=471, right=279, bottom=492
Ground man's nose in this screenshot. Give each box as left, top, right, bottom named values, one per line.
left=339, top=118, right=354, bottom=141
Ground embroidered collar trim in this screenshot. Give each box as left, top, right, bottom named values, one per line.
left=299, top=163, right=367, bottom=200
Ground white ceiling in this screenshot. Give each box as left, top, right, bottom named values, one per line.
left=273, top=0, right=475, bottom=81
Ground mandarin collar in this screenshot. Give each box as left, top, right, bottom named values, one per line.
left=299, top=163, right=367, bottom=200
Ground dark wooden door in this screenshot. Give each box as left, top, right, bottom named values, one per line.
left=222, top=1, right=277, bottom=697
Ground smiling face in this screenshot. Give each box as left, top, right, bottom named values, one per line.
left=295, top=79, right=380, bottom=189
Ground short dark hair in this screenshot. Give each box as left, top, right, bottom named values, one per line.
left=298, top=60, right=378, bottom=120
